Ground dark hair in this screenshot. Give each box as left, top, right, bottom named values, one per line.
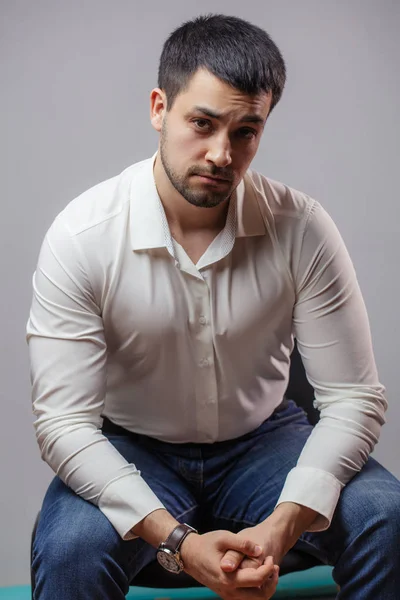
left=158, top=14, right=286, bottom=112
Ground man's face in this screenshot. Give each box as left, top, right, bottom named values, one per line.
left=153, top=69, right=272, bottom=208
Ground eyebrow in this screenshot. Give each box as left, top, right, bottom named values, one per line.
left=190, top=106, right=265, bottom=126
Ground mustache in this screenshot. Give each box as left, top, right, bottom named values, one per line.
left=188, top=167, right=234, bottom=182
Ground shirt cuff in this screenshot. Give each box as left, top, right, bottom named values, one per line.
left=98, top=474, right=166, bottom=540
left=275, top=466, right=344, bottom=531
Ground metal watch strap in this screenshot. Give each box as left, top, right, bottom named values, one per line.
left=163, top=523, right=197, bottom=552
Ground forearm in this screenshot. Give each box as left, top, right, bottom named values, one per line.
left=276, top=400, right=385, bottom=532
left=272, top=502, right=317, bottom=534
left=261, top=502, right=318, bottom=557
left=131, top=508, right=182, bottom=547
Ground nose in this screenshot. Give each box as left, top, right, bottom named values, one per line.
left=205, top=134, right=232, bottom=168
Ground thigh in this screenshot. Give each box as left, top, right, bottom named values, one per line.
left=106, top=431, right=202, bottom=527
left=33, top=431, right=201, bottom=584
left=205, top=400, right=313, bottom=531
left=296, top=456, right=400, bottom=566
left=206, top=407, right=400, bottom=593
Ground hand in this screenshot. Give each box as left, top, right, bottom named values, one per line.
left=220, top=523, right=284, bottom=574
left=219, top=503, right=318, bottom=574
left=181, top=530, right=279, bottom=599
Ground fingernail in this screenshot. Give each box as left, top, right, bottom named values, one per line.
left=255, top=545, right=263, bottom=554
left=221, top=560, right=235, bottom=568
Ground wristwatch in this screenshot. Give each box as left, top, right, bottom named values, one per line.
left=156, top=523, right=198, bottom=573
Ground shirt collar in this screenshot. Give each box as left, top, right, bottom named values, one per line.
left=129, top=154, right=266, bottom=253
left=129, top=153, right=174, bottom=255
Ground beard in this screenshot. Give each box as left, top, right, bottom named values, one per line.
left=159, top=121, right=234, bottom=208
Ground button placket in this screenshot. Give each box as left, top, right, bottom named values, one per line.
left=189, top=278, right=219, bottom=441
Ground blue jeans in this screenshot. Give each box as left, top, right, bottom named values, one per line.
left=32, top=400, right=400, bottom=599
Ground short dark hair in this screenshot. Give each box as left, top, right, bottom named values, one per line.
left=158, top=14, right=286, bottom=112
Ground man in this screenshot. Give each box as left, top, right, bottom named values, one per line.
left=27, top=13, right=400, bottom=600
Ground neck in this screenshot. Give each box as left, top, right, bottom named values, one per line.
left=153, top=154, right=230, bottom=235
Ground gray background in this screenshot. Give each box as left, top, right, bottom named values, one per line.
left=1, top=0, right=399, bottom=587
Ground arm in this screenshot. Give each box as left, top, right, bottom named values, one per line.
left=276, top=199, right=387, bottom=531
left=27, top=215, right=165, bottom=539
left=222, top=198, right=387, bottom=571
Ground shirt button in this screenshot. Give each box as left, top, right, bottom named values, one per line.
left=200, top=358, right=210, bottom=367
left=199, top=316, right=207, bottom=325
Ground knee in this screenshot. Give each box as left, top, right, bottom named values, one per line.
left=346, top=478, right=400, bottom=544
left=33, top=508, right=121, bottom=575
left=371, top=488, right=400, bottom=539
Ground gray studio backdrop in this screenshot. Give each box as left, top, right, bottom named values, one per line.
left=1, top=0, right=399, bottom=587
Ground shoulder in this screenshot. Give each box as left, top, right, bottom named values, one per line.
left=245, top=168, right=317, bottom=223
left=53, top=157, right=152, bottom=238
left=243, top=169, right=339, bottom=277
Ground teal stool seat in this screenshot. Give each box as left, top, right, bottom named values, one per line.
left=0, top=567, right=336, bottom=599
left=0, top=588, right=31, bottom=600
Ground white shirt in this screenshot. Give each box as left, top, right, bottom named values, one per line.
left=27, top=155, right=387, bottom=540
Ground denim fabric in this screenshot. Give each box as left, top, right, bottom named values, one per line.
left=32, top=400, right=400, bottom=599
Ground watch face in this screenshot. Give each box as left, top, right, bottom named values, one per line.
left=157, top=549, right=182, bottom=573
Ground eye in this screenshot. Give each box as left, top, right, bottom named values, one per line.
left=192, top=118, right=212, bottom=133
left=237, top=128, right=257, bottom=140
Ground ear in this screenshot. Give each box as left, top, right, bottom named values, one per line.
left=150, top=88, right=167, bottom=132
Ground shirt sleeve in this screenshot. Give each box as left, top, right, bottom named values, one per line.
left=26, top=216, right=165, bottom=540
left=275, top=199, right=387, bottom=531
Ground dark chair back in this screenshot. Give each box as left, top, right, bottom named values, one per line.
left=285, top=341, right=318, bottom=425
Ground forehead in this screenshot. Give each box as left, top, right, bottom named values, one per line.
left=173, top=68, right=271, bottom=121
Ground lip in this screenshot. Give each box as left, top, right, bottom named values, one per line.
left=195, top=175, right=231, bottom=184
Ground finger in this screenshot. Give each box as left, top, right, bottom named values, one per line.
left=221, top=540, right=265, bottom=572
left=232, top=564, right=274, bottom=588
left=217, top=532, right=263, bottom=559
left=264, top=561, right=279, bottom=580
left=234, top=567, right=278, bottom=600
left=229, top=589, right=266, bottom=600
left=220, top=549, right=245, bottom=571
left=233, top=587, right=272, bottom=600
left=231, top=558, right=275, bottom=588
left=261, top=564, right=279, bottom=592
left=240, top=556, right=264, bottom=569
left=235, top=574, right=277, bottom=600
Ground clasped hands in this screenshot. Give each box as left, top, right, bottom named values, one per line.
left=181, top=521, right=286, bottom=600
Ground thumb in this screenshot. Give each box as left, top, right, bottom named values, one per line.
left=219, top=534, right=263, bottom=571
left=220, top=549, right=246, bottom=571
